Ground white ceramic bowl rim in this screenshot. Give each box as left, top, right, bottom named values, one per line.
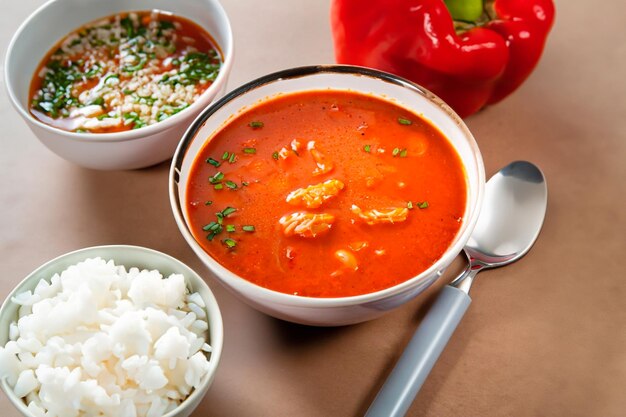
left=0, top=244, right=223, bottom=417
left=4, top=0, right=234, bottom=144
left=170, top=64, right=484, bottom=308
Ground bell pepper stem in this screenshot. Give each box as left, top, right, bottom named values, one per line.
left=444, top=0, right=484, bottom=22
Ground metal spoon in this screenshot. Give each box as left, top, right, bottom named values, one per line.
left=365, top=160, right=548, bottom=417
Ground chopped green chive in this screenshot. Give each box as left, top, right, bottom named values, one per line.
left=103, top=74, right=119, bottom=85
left=364, top=144, right=371, bottom=153
left=222, top=238, right=237, bottom=248
left=242, top=225, right=255, bottom=232
left=221, top=207, right=237, bottom=217
left=242, top=181, right=249, bottom=186
left=225, top=180, right=238, bottom=190
left=392, top=148, right=400, bottom=156
left=228, top=153, right=237, bottom=164
left=209, top=171, right=224, bottom=184
left=272, top=151, right=279, bottom=160
left=222, top=151, right=230, bottom=160
left=202, top=221, right=218, bottom=231
left=206, top=224, right=223, bottom=241
left=214, top=184, right=223, bottom=190
left=418, top=201, right=429, bottom=209
left=400, top=149, right=408, bottom=158
left=398, top=117, right=412, bottom=125
left=243, top=147, right=257, bottom=154
left=407, top=201, right=414, bottom=210
left=205, top=200, right=213, bottom=206
left=226, top=225, right=236, bottom=233
left=206, top=157, right=220, bottom=167
left=248, top=121, right=264, bottom=129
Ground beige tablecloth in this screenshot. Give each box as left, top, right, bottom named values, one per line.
left=1, top=1, right=625, bottom=416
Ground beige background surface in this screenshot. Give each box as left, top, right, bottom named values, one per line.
left=1, top=1, right=625, bottom=416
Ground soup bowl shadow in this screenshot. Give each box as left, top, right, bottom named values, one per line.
left=169, top=65, right=485, bottom=326
left=4, top=0, right=233, bottom=170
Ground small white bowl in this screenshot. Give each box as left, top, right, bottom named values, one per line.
left=0, top=245, right=223, bottom=417
left=170, top=65, right=485, bottom=326
left=4, top=0, right=234, bottom=170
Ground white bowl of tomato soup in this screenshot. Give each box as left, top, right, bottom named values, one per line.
left=5, top=0, right=233, bottom=170
left=170, top=66, right=485, bottom=326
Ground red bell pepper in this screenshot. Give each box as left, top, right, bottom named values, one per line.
left=330, top=0, right=555, bottom=117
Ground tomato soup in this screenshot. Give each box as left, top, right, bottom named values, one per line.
left=185, top=90, right=467, bottom=297
left=30, top=11, right=221, bottom=133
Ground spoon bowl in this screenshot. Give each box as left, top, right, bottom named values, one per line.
left=366, top=160, right=547, bottom=417
left=453, top=160, right=547, bottom=292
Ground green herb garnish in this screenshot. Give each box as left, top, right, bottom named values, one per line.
left=122, top=112, right=146, bottom=129
left=222, top=151, right=230, bottom=160
left=398, top=117, right=412, bottom=125
left=222, top=238, right=237, bottom=249
left=120, top=16, right=136, bottom=38
left=228, top=153, right=237, bottom=164
left=242, top=225, right=255, bottom=232
left=226, top=225, right=236, bottom=233
left=407, top=201, right=414, bottom=210
left=122, top=55, right=147, bottom=73
left=214, top=184, right=223, bottom=190
left=32, top=59, right=82, bottom=117
left=136, top=95, right=157, bottom=105
left=418, top=201, right=429, bottom=209
left=400, top=149, right=408, bottom=158
left=155, top=102, right=189, bottom=122
left=205, top=201, right=213, bottom=206
left=243, top=147, right=257, bottom=154
left=159, top=20, right=175, bottom=31
left=206, top=223, right=224, bottom=241
left=248, top=121, right=264, bottom=129
left=225, top=180, right=238, bottom=190
left=206, top=157, right=220, bottom=167
left=364, top=145, right=371, bottom=153
left=84, top=64, right=102, bottom=79
left=159, top=51, right=220, bottom=86
left=103, top=74, right=119, bottom=85
left=272, top=152, right=279, bottom=160
left=209, top=171, right=225, bottom=184
left=202, top=221, right=220, bottom=232
left=392, top=148, right=400, bottom=156
left=221, top=207, right=237, bottom=217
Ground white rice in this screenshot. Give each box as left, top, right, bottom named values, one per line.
left=0, top=257, right=212, bottom=417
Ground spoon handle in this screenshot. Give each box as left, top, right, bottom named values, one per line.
left=365, top=285, right=472, bottom=417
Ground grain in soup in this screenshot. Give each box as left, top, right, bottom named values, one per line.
left=29, top=10, right=222, bottom=133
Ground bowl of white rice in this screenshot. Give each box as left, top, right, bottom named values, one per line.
left=0, top=245, right=223, bottom=417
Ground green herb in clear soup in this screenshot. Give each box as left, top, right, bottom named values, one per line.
left=29, top=11, right=222, bottom=133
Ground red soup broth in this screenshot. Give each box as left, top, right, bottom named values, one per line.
left=185, top=90, right=467, bottom=298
